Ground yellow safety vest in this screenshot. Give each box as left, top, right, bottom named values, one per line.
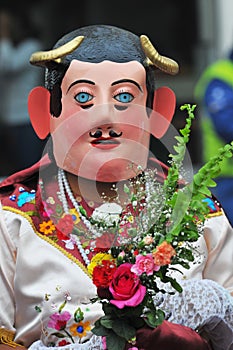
left=195, top=60, right=233, bottom=176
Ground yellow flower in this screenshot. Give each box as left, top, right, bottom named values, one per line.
left=127, top=215, right=134, bottom=223
left=70, top=321, right=91, bottom=338
left=68, top=209, right=80, bottom=224
left=87, top=252, right=114, bottom=276
left=39, top=220, right=56, bottom=235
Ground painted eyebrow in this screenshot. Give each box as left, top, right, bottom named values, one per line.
left=111, top=79, right=142, bottom=92
left=67, top=79, right=95, bottom=93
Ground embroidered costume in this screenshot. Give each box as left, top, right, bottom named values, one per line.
left=0, top=157, right=233, bottom=350
left=1, top=23, right=233, bottom=350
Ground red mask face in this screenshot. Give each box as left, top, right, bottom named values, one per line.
left=50, top=60, right=150, bottom=182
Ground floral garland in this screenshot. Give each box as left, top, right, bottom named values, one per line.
left=84, top=104, right=233, bottom=350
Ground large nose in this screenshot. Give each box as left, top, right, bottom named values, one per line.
left=89, top=103, right=122, bottom=137
left=91, top=103, right=118, bottom=127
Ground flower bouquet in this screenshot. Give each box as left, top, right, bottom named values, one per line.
left=86, top=104, right=233, bottom=350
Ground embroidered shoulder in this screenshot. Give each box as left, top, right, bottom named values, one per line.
left=0, top=183, right=36, bottom=211
left=203, top=196, right=223, bottom=218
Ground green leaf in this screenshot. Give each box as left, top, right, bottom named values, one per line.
left=51, top=332, right=65, bottom=338
left=100, top=315, right=114, bottom=329
left=92, top=320, right=111, bottom=336
left=79, top=205, right=87, bottom=216
left=74, top=307, right=84, bottom=322
left=25, top=210, right=39, bottom=217
left=112, top=319, right=136, bottom=340
left=103, top=302, right=119, bottom=316
left=35, top=305, right=42, bottom=313
left=177, top=247, right=194, bottom=261
left=58, top=300, right=67, bottom=313
left=124, top=184, right=130, bottom=194
left=144, top=308, right=165, bottom=327
left=106, top=331, right=126, bottom=350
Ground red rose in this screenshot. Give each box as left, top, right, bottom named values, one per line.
left=109, top=263, right=146, bottom=309
left=92, top=260, right=117, bottom=288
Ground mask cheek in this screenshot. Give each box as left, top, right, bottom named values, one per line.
left=50, top=112, right=91, bottom=169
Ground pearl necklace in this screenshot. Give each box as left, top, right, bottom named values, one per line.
left=58, top=168, right=104, bottom=237
left=58, top=168, right=100, bottom=265
left=58, top=168, right=122, bottom=265
left=57, top=168, right=154, bottom=265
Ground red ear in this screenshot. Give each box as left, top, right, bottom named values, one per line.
left=150, top=86, right=176, bottom=138
left=28, top=86, right=51, bottom=139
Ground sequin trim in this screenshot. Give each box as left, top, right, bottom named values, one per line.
left=206, top=210, right=223, bottom=218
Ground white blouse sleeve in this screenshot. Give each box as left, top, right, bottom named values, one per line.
left=201, top=213, right=233, bottom=295
left=0, top=203, right=17, bottom=332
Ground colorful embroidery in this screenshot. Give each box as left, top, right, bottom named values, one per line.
left=39, top=220, right=56, bottom=235
left=35, top=291, right=93, bottom=346
left=202, top=197, right=222, bottom=214
left=8, top=186, right=36, bottom=208
left=69, top=320, right=91, bottom=338
left=17, top=191, right=36, bottom=207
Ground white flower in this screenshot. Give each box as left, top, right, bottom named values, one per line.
left=91, top=203, right=122, bottom=226
left=62, top=237, right=75, bottom=250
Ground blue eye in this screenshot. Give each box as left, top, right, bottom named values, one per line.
left=75, top=92, right=93, bottom=103
left=114, top=92, right=134, bottom=103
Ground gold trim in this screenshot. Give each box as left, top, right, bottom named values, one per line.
left=3, top=206, right=91, bottom=278
left=206, top=210, right=223, bottom=218
left=0, top=328, right=22, bottom=347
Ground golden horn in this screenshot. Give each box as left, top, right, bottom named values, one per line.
left=140, top=35, right=179, bottom=75
left=30, top=36, right=84, bottom=66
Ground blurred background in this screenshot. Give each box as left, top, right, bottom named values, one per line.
left=0, top=0, right=233, bottom=176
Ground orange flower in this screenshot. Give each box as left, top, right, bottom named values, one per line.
left=70, top=321, right=91, bottom=338
left=39, top=220, right=56, bottom=235
left=152, top=241, right=176, bottom=266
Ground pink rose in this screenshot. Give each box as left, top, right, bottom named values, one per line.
left=109, top=263, right=146, bottom=309
left=131, top=254, right=160, bottom=276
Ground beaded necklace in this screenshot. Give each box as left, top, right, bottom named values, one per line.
left=57, top=167, right=158, bottom=266
left=57, top=168, right=123, bottom=265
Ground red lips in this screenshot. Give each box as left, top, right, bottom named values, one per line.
left=91, top=137, right=120, bottom=149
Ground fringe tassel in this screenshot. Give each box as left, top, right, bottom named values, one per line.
left=0, top=328, right=22, bottom=347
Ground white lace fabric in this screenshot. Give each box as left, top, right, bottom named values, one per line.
left=154, top=279, right=233, bottom=350
left=28, top=335, right=104, bottom=350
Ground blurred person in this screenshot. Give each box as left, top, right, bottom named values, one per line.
left=195, top=50, right=233, bottom=227
left=0, top=8, right=45, bottom=176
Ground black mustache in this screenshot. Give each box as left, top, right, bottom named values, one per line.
left=89, top=130, right=123, bottom=138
